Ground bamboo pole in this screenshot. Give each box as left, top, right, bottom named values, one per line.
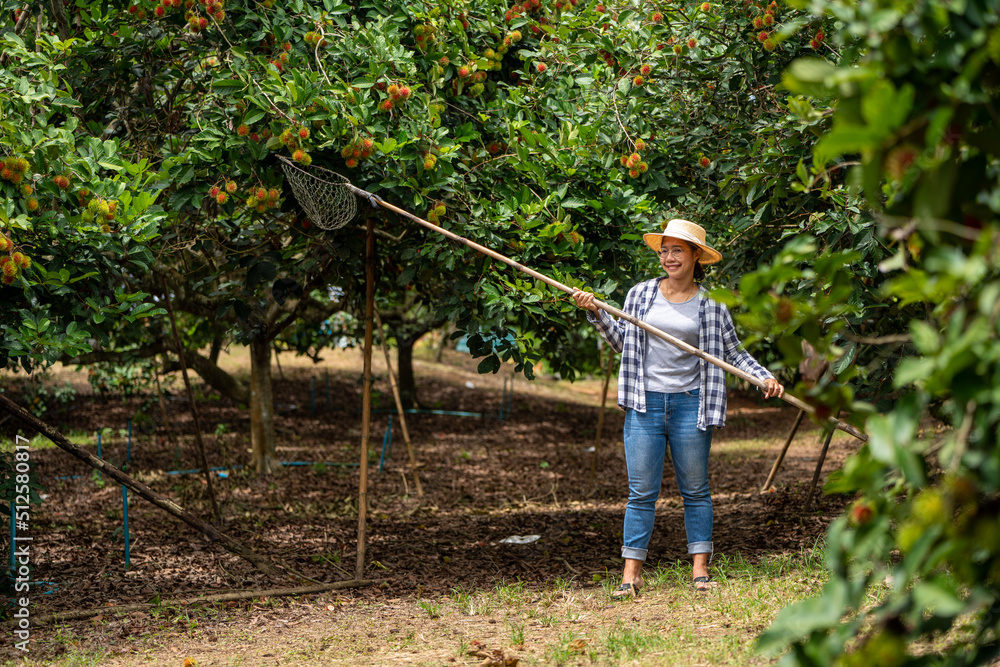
left=759, top=409, right=806, bottom=493
left=356, top=218, right=375, bottom=581
left=336, top=181, right=866, bottom=443
left=373, top=308, right=423, bottom=498
left=588, top=348, right=616, bottom=489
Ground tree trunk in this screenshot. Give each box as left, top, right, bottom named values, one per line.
left=209, top=332, right=223, bottom=364
left=434, top=324, right=452, bottom=363
left=249, top=336, right=278, bottom=474
left=397, top=335, right=417, bottom=409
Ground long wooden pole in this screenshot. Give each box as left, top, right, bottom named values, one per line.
left=760, top=409, right=806, bottom=494
left=336, top=181, right=866, bottom=443
left=356, top=218, right=375, bottom=581
left=373, top=308, right=423, bottom=498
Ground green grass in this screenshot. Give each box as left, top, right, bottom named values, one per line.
left=17, top=548, right=832, bottom=667
left=493, top=578, right=528, bottom=606
left=0, top=430, right=91, bottom=452
left=509, top=620, right=526, bottom=646
left=418, top=599, right=442, bottom=619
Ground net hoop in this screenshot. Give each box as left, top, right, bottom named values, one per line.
left=279, top=156, right=358, bottom=231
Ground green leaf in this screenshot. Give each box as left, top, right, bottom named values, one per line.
left=476, top=354, right=501, bottom=374
left=813, top=125, right=883, bottom=165
left=97, top=156, right=125, bottom=171
left=781, top=57, right=838, bottom=99
left=911, top=580, right=966, bottom=618
left=212, top=79, right=246, bottom=93
left=244, top=109, right=267, bottom=125
left=755, top=578, right=851, bottom=656
left=247, top=261, right=277, bottom=290
left=909, top=320, right=940, bottom=355
left=894, top=357, right=935, bottom=387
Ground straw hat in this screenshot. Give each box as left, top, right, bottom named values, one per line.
left=642, top=219, right=723, bottom=265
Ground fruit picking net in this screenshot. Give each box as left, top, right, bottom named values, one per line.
left=279, top=157, right=357, bottom=230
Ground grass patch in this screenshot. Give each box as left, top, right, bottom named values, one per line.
left=0, top=431, right=91, bottom=452
left=493, top=578, right=528, bottom=607
left=18, top=550, right=831, bottom=667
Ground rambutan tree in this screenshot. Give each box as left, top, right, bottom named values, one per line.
left=746, top=0, right=1000, bottom=663
left=0, top=29, right=166, bottom=374
left=2, top=0, right=892, bottom=473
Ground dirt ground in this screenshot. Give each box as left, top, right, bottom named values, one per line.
left=0, top=345, right=858, bottom=664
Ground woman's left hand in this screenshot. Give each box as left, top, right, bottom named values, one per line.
left=762, top=378, right=784, bottom=399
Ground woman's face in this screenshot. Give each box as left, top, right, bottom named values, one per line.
left=658, top=238, right=701, bottom=279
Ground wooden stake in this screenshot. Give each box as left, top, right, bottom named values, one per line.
left=588, top=348, right=616, bottom=489
left=759, top=409, right=805, bottom=494
left=804, top=427, right=836, bottom=511
left=161, top=277, right=221, bottom=525
left=373, top=308, right=423, bottom=498
left=356, top=218, right=375, bottom=581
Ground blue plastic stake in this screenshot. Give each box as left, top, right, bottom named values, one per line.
left=122, top=485, right=130, bottom=569
left=311, top=376, right=316, bottom=415
left=378, top=415, right=394, bottom=473
left=96, top=431, right=102, bottom=480
left=127, top=419, right=132, bottom=463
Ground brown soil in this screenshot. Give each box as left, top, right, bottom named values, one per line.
left=0, top=346, right=857, bottom=664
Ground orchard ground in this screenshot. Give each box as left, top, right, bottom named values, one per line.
left=1, top=339, right=862, bottom=666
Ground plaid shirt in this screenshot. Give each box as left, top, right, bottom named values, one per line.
left=588, top=278, right=775, bottom=431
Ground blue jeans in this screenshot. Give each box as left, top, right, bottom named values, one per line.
left=621, top=390, right=714, bottom=561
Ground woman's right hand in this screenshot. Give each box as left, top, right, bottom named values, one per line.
left=572, top=289, right=600, bottom=314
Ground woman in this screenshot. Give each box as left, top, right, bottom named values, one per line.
left=573, top=219, right=783, bottom=597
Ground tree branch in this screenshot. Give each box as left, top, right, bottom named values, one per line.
left=842, top=332, right=911, bottom=345
left=63, top=338, right=250, bottom=405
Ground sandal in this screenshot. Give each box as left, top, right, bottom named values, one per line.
left=611, top=580, right=642, bottom=600
left=693, top=576, right=716, bottom=592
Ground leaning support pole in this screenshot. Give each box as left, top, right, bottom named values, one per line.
left=760, top=409, right=806, bottom=494
left=804, top=427, right=836, bottom=511
left=588, top=348, right=616, bottom=490
left=339, top=183, right=866, bottom=443
left=373, top=308, right=424, bottom=498
left=356, top=217, right=376, bottom=581
left=0, top=394, right=282, bottom=577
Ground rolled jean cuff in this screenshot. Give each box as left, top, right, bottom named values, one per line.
left=621, top=546, right=648, bottom=561
left=688, top=541, right=713, bottom=555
